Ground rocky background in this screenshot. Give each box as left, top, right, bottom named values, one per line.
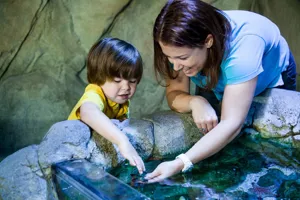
left=1, top=0, right=300, bottom=160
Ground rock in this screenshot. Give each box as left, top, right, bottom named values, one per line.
left=252, top=89, right=300, bottom=146
left=0, top=145, right=47, bottom=200
left=38, top=120, right=91, bottom=178
left=143, top=110, right=201, bottom=158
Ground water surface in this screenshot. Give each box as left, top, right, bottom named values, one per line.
left=110, top=133, right=300, bottom=199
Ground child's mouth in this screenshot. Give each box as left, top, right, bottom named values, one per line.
left=119, top=94, right=129, bottom=99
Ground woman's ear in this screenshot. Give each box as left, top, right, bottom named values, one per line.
left=205, top=34, right=214, bottom=48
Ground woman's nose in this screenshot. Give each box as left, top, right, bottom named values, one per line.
left=173, top=61, right=183, bottom=71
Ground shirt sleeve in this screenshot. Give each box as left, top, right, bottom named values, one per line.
left=223, top=35, right=266, bottom=85
left=81, top=91, right=105, bottom=111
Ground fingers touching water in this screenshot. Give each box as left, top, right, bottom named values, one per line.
left=145, top=159, right=183, bottom=183
left=128, top=155, right=146, bottom=175
left=118, top=140, right=145, bottom=174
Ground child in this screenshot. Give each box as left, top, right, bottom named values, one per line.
left=68, top=37, right=145, bottom=174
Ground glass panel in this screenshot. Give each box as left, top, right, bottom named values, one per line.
left=52, top=159, right=151, bottom=200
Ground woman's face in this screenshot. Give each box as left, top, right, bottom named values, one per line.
left=159, top=42, right=208, bottom=77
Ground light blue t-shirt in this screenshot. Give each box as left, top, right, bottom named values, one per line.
left=191, top=10, right=290, bottom=100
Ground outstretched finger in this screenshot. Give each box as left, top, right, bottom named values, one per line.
left=127, top=157, right=136, bottom=167
left=145, top=169, right=159, bottom=180
left=134, top=156, right=145, bottom=174
left=146, top=174, right=165, bottom=183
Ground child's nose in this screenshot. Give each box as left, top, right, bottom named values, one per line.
left=122, top=81, right=130, bottom=90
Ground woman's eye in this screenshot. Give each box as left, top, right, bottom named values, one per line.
left=130, top=80, right=137, bottom=83
left=180, top=57, right=188, bottom=60
left=114, top=79, right=121, bottom=83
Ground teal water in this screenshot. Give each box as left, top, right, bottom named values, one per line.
left=110, top=133, right=300, bottom=199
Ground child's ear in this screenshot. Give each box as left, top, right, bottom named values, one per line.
left=205, top=34, right=213, bottom=48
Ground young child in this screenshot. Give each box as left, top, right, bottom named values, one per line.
left=68, top=37, right=145, bottom=174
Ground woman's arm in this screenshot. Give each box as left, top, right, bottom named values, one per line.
left=146, top=76, right=257, bottom=183
left=167, top=70, right=218, bottom=132
left=166, top=70, right=208, bottom=113
left=80, top=102, right=145, bottom=174
left=185, top=77, right=257, bottom=163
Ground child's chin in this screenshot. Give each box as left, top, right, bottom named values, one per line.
left=115, top=99, right=129, bottom=104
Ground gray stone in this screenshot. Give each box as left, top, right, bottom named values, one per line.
left=143, top=110, right=201, bottom=158
left=0, top=145, right=47, bottom=200
left=252, top=89, right=300, bottom=143
left=122, top=118, right=154, bottom=159
left=38, top=120, right=91, bottom=178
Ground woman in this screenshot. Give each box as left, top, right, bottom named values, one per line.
left=145, top=0, right=296, bottom=183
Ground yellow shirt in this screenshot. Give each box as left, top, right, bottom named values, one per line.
left=68, top=84, right=129, bottom=120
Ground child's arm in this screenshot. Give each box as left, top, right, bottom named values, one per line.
left=80, top=101, right=145, bottom=174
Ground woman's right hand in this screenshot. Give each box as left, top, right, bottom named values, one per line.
left=189, top=96, right=218, bottom=133
left=118, top=140, right=145, bottom=174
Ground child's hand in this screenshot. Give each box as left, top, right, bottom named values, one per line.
left=118, top=141, right=145, bottom=174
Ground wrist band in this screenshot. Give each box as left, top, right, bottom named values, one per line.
left=176, top=153, right=193, bottom=172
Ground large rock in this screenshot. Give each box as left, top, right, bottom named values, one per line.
left=0, top=0, right=42, bottom=78
left=38, top=120, right=91, bottom=178
left=0, top=145, right=47, bottom=200
left=251, top=89, right=300, bottom=147
left=143, top=110, right=202, bottom=158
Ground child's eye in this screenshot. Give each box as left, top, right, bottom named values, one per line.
left=179, top=57, right=188, bottom=60
left=114, top=79, right=121, bottom=83
left=129, top=79, right=137, bottom=83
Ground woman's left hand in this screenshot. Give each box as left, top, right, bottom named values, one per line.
left=145, top=159, right=183, bottom=183
left=189, top=96, right=218, bottom=134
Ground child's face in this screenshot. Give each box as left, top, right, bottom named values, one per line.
left=101, top=77, right=138, bottom=104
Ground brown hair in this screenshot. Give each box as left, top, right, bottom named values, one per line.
left=87, top=38, right=143, bottom=85
left=153, top=0, right=231, bottom=90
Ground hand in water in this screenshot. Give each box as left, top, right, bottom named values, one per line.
left=145, top=159, right=183, bottom=183
left=130, top=171, right=148, bottom=187
left=118, top=140, right=145, bottom=174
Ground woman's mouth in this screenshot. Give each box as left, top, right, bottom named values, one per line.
left=184, top=66, right=193, bottom=74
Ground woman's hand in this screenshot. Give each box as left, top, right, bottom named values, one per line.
left=189, top=96, right=218, bottom=133
left=118, top=140, right=145, bottom=174
left=145, top=159, right=184, bottom=183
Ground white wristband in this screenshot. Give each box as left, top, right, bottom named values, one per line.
left=176, top=153, right=193, bottom=172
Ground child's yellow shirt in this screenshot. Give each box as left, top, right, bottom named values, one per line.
left=68, top=84, right=129, bottom=120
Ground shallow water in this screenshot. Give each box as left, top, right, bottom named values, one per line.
left=110, top=133, right=300, bottom=199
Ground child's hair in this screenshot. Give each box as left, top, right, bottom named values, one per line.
left=87, top=37, right=143, bottom=85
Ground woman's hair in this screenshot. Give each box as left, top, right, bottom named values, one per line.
left=87, top=38, right=143, bottom=85
left=153, top=0, right=231, bottom=90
